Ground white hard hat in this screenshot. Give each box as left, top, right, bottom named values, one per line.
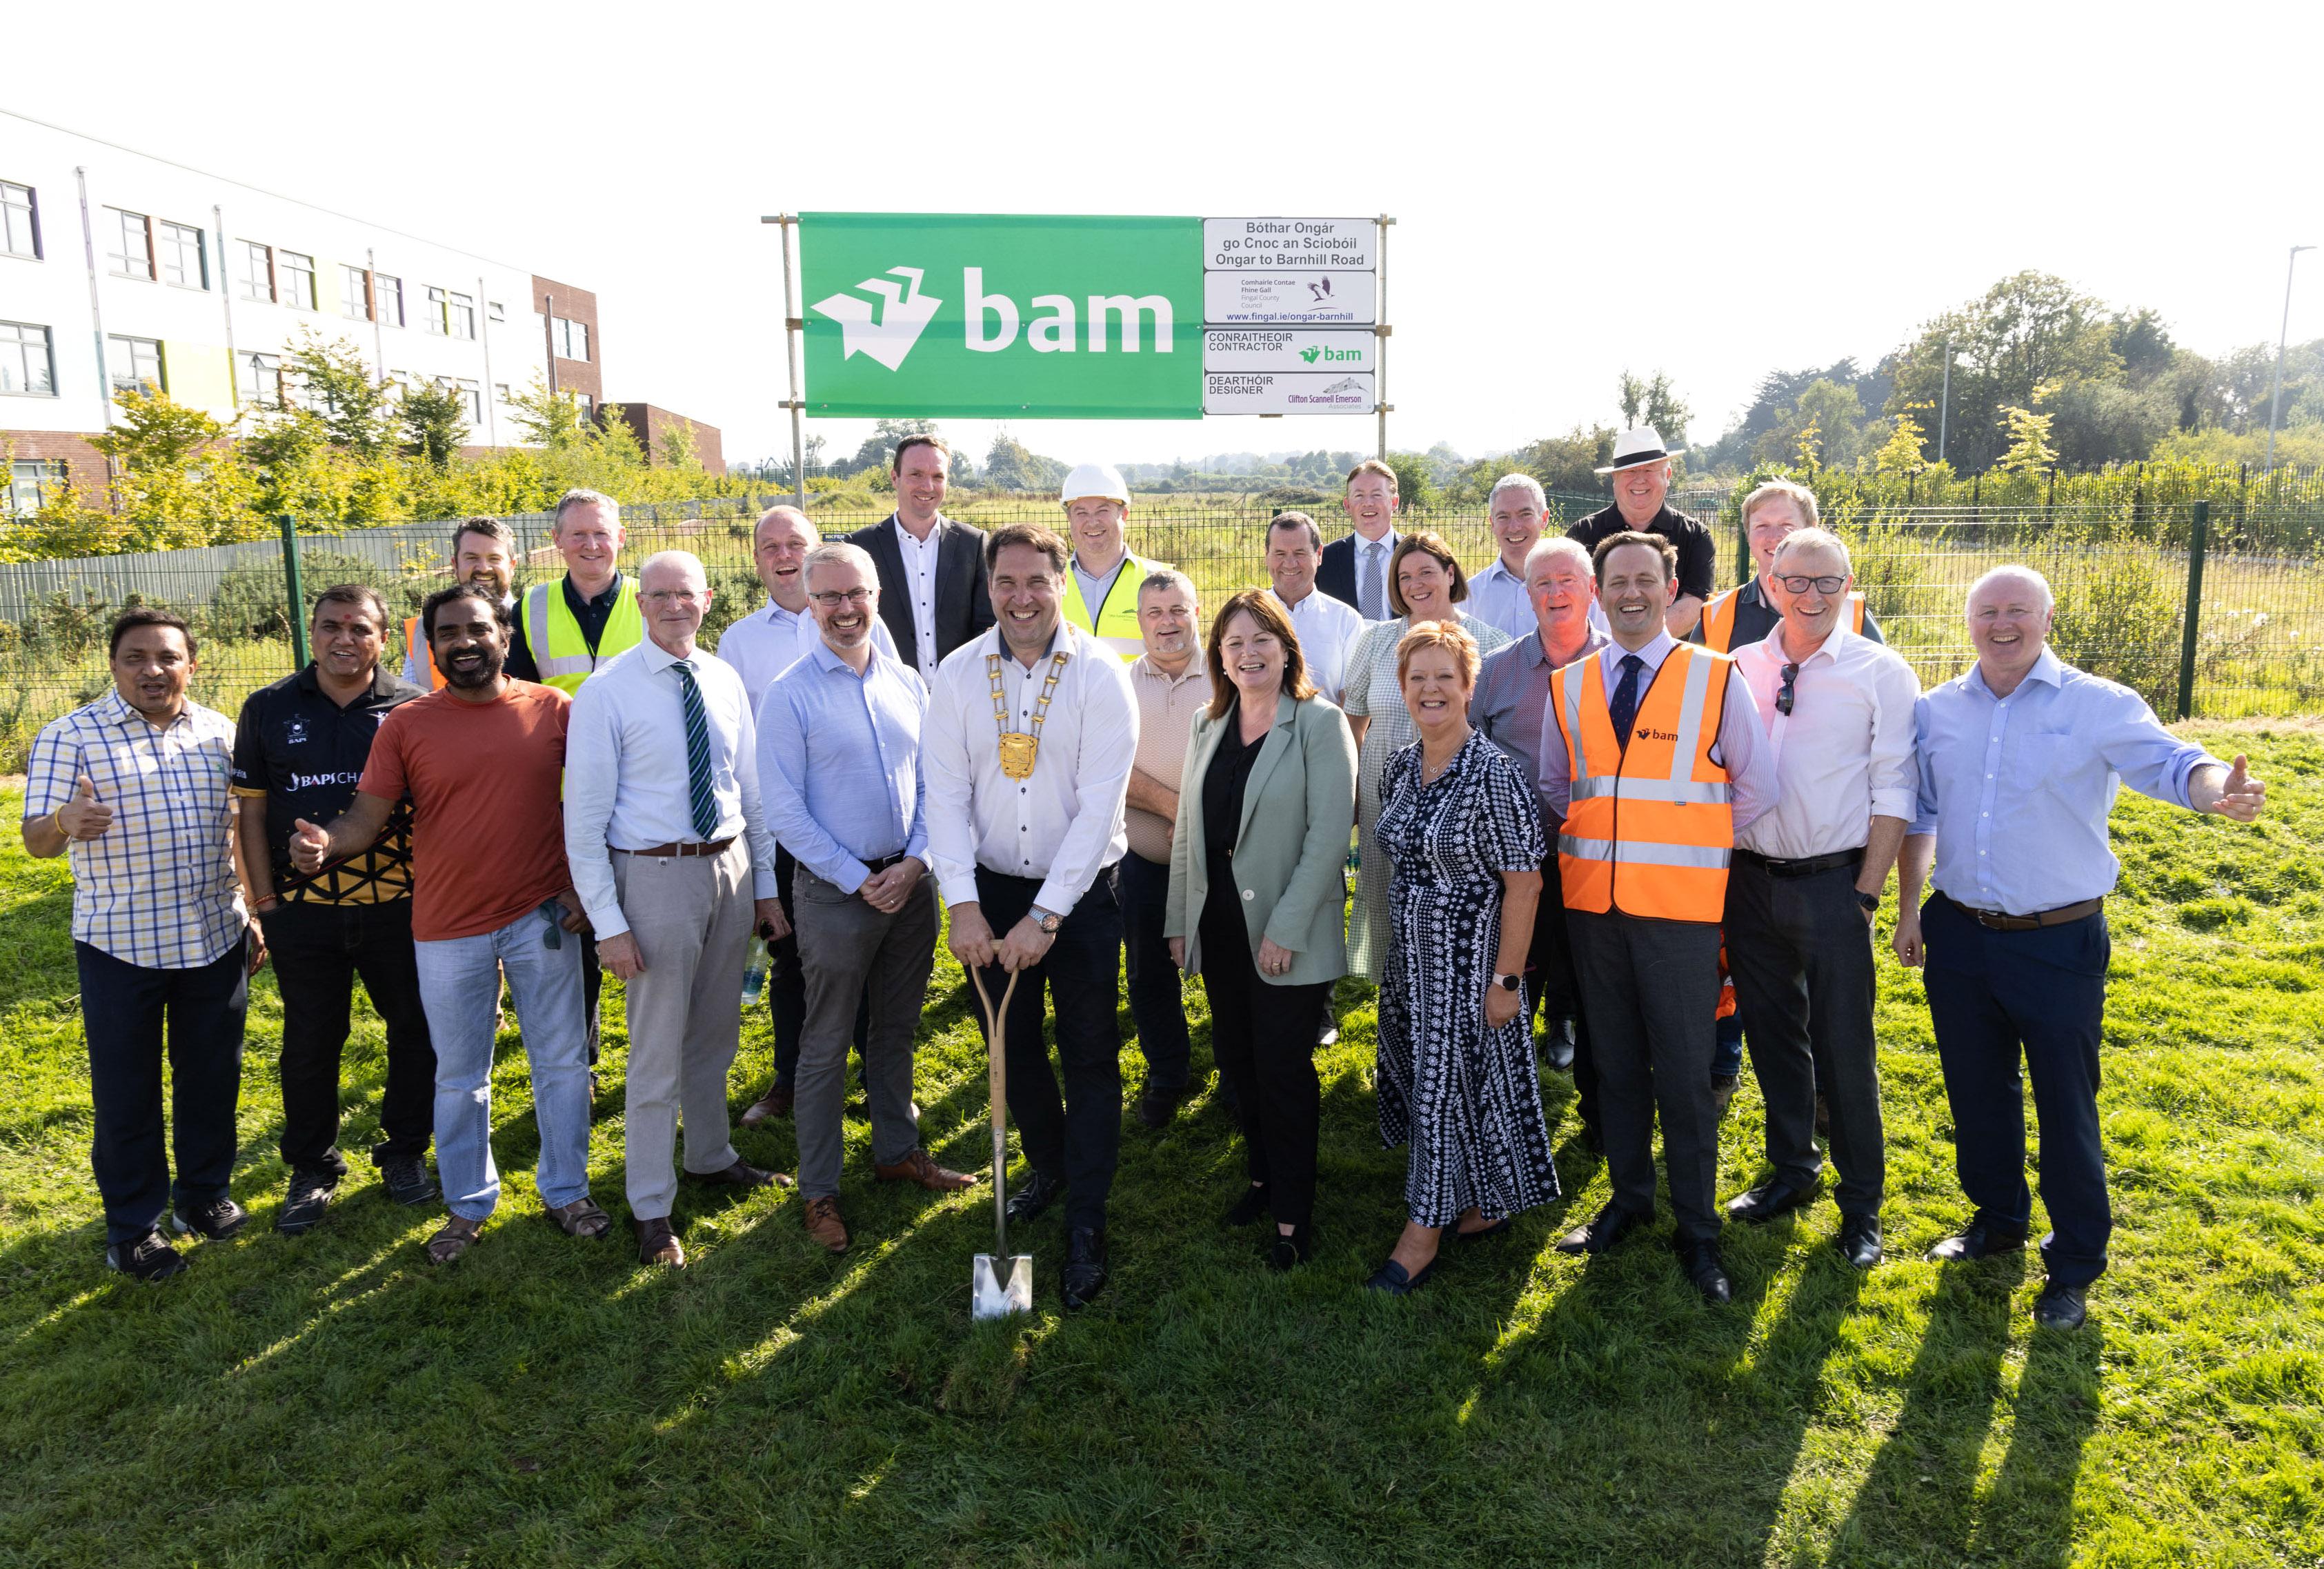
left=1060, top=462, right=1130, bottom=507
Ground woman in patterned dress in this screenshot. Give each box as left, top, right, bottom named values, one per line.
left=1363, top=620, right=1559, bottom=1295
left=1340, top=534, right=1513, bottom=982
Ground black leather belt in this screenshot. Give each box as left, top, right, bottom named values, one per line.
left=861, top=852, right=908, bottom=875
left=1944, top=892, right=2104, bottom=931
left=1735, top=846, right=1865, bottom=879
left=617, top=838, right=734, bottom=859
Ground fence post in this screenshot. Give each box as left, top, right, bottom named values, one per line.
left=278, top=514, right=309, bottom=670
left=1733, top=499, right=1749, bottom=588
left=2175, top=500, right=2209, bottom=721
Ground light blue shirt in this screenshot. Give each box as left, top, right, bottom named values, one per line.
left=1910, top=646, right=2221, bottom=913
left=755, top=639, right=929, bottom=893
left=1464, top=557, right=1537, bottom=641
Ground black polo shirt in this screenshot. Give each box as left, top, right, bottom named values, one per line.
left=503, top=571, right=623, bottom=683
left=231, top=663, right=424, bottom=904
left=1692, top=574, right=1887, bottom=651
left=1567, top=502, right=1718, bottom=604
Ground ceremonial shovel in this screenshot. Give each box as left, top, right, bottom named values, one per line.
left=969, top=968, right=1033, bottom=1320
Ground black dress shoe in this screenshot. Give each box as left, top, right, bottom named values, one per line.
left=379, top=1157, right=440, bottom=1208
left=1678, top=1239, right=1733, bottom=1304
left=275, top=1171, right=338, bottom=1236
left=1267, top=1225, right=1311, bottom=1271
left=2032, top=1280, right=2088, bottom=1330
left=1554, top=1201, right=1647, bottom=1255
left=1580, top=1121, right=1605, bottom=1155
left=1834, top=1212, right=1883, bottom=1270
left=1925, top=1217, right=2031, bottom=1263
left=1222, top=1183, right=1271, bottom=1228
left=1364, top=1255, right=1436, bottom=1295
left=1006, top=1170, right=1066, bottom=1225
left=1062, top=1227, right=1109, bottom=1310
left=105, top=1229, right=187, bottom=1283
left=1725, top=1177, right=1819, bottom=1226
left=1540, top=1017, right=1577, bottom=1072
left=1135, top=1085, right=1188, bottom=1130
left=172, top=1195, right=248, bottom=1241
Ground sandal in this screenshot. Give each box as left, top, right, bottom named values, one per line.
left=545, top=1196, right=613, bottom=1240
left=425, top=1215, right=484, bottom=1264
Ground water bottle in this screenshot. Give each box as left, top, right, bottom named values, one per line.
left=740, top=941, right=771, bottom=1007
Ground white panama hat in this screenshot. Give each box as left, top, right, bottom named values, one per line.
left=1595, top=426, right=1685, bottom=475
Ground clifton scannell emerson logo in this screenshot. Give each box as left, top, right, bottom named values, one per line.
left=811, top=266, right=943, bottom=371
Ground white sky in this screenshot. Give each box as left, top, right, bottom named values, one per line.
left=10, top=0, right=2322, bottom=471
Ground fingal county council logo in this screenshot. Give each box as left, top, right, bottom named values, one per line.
left=811, top=266, right=944, bottom=371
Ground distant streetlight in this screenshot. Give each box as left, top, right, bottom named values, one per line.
left=2265, top=244, right=2315, bottom=473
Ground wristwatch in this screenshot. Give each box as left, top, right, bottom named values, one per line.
left=1491, top=972, right=1522, bottom=992
left=1856, top=890, right=1881, bottom=912
left=1029, top=906, right=1063, bottom=934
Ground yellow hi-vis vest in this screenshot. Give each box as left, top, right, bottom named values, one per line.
left=1061, top=552, right=1165, bottom=663
left=1551, top=643, right=1736, bottom=924
left=522, top=576, right=643, bottom=694
left=1700, top=583, right=1865, bottom=653
left=404, top=616, right=446, bottom=690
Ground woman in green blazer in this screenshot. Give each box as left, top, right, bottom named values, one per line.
left=1166, top=589, right=1358, bottom=1269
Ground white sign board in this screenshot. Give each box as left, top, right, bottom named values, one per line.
left=1202, top=328, right=1375, bottom=374
left=1202, top=217, right=1376, bottom=272
left=1204, top=372, right=1377, bottom=416
left=1202, top=270, right=1378, bottom=327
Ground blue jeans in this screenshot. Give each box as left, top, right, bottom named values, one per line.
left=413, top=910, right=592, bottom=1221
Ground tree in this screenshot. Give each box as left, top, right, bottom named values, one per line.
left=281, top=329, right=395, bottom=457
left=849, top=418, right=939, bottom=475
left=504, top=374, right=589, bottom=448
left=1996, top=403, right=2058, bottom=477
left=1618, top=370, right=1691, bottom=444
left=982, top=433, right=1066, bottom=492
left=399, top=381, right=470, bottom=468
left=1756, top=379, right=1865, bottom=471
left=1382, top=451, right=1436, bottom=510
left=657, top=417, right=702, bottom=472
left=1885, top=272, right=2118, bottom=472
left=1869, top=410, right=1931, bottom=475
left=89, top=386, right=228, bottom=472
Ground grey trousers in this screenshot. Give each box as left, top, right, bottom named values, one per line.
left=791, top=868, right=938, bottom=1199
left=1569, top=910, right=1725, bottom=1243
left=613, top=842, right=754, bottom=1221
left=1725, top=857, right=1886, bottom=1215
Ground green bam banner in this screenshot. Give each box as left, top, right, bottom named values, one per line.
left=800, top=213, right=1203, bottom=419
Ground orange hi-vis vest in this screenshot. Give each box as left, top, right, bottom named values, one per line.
left=404, top=616, right=447, bottom=690
left=1551, top=642, right=1736, bottom=924
left=1700, top=583, right=1865, bottom=654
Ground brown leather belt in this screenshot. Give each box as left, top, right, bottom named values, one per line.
left=616, top=837, right=734, bottom=859
left=1945, top=892, right=2103, bottom=931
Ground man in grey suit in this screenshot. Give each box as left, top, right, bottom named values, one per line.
left=844, top=434, right=995, bottom=689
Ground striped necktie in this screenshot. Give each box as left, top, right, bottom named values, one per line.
left=673, top=659, right=719, bottom=840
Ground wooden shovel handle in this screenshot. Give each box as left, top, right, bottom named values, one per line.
left=969, top=968, right=1020, bottom=1134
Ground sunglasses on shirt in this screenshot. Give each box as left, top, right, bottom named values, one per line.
left=1776, top=661, right=1800, bottom=718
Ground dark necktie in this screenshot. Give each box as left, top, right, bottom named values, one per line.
left=1358, top=542, right=1385, bottom=621
left=674, top=659, right=719, bottom=840
left=1609, top=654, right=1645, bottom=755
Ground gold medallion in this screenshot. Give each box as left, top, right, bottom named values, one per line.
left=997, top=732, right=1040, bottom=780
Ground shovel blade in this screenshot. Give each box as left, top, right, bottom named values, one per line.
left=971, top=1252, right=1034, bottom=1319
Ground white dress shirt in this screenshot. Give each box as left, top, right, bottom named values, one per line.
left=1269, top=585, right=1367, bottom=703
left=1732, top=623, right=1921, bottom=860
left=924, top=620, right=1139, bottom=919
left=1464, top=557, right=1537, bottom=641
left=715, top=594, right=898, bottom=706
left=895, top=517, right=944, bottom=686
left=562, top=639, right=779, bottom=939
left=1536, top=629, right=1780, bottom=835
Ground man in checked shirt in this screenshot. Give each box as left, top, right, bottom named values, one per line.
left=21, top=608, right=268, bottom=1283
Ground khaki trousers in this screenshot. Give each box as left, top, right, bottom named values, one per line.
left=613, top=841, right=755, bottom=1220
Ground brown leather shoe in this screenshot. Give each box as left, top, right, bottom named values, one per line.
left=686, top=1158, right=791, bottom=1189
left=873, top=1148, right=978, bottom=1192
left=633, top=1216, right=685, bottom=1268
left=801, top=1195, right=848, bottom=1253
left=739, top=1081, right=794, bottom=1127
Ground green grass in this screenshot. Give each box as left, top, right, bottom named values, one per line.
left=1, top=724, right=2321, bottom=1567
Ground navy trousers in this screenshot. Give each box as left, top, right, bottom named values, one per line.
left=1117, top=850, right=1191, bottom=1093
left=1921, top=893, right=2112, bottom=1288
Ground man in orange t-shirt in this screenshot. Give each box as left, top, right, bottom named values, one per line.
left=291, top=581, right=610, bottom=1265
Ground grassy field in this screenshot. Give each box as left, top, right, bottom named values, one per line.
left=1, top=723, right=2321, bottom=1568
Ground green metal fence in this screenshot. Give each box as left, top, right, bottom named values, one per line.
left=5, top=490, right=2318, bottom=772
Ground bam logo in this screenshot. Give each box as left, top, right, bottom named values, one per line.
left=1299, top=343, right=1363, bottom=365
left=811, top=267, right=943, bottom=371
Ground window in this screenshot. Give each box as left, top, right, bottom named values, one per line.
left=8, top=459, right=65, bottom=518
left=108, top=335, right=165, bottom=397
left=1, top=182, right=38, bottom=259
left=107, top=208, right=154, bottom=279
left=573, top=391, right=593, bottom=419
left=553, top=316, right=590, bottom=362
left=0, top=321, right=55, bottom=395
left=426, top=286, right=476, bottom=339
left=241, top=241, right=274, bottom=301
left=157, top=220, right=207, bottom=289
left=374, top=273, right=403, bottom=327
left=235, top=350, right=282, bottom=409
left=494, top=381, right=510, bottom=405
left=340, top=264, right=370, bottom=320
left=457, top=377, right=483, bottom=422
left=279, top=250, right=316, bottom=310
left=487, top=300, right=505, bottom=323
left=423, top=285, right=444, bottom=336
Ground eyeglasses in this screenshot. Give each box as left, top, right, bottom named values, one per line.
left=1771, top=574, right=1848, bottom=596
left=808, top=588, right=876, bottom=609
left=1776, top=661, right=1800, bottom=717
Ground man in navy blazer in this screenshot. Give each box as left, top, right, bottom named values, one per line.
left=844, top=434, right=995, bottom=688
left=1315, top=459, right=1402, bottom=619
